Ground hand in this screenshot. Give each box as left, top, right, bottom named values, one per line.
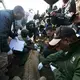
left=65, top=12, right=74, bottom=18
left=8, top=37, right=12, bottom=44
left=38, top=62, right=43, bottom=70
left=51, top=11, right=56, bottom=16
left=50, top=64, right=56, bottom=71
left=7, top=49, right=13, bottom=55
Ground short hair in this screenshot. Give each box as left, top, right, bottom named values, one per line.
left=13, top=5, right=25, bottom=17
left=21, top=29, right=29, bottom=38
left=46, top=27, right=56, bottom=31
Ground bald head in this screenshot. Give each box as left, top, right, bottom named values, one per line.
left=13, top=5, right=25, bottom=20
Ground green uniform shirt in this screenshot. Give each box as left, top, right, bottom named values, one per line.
left=42, top=40, right=80, bottom=80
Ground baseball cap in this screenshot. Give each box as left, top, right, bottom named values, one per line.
left=49, top=26, right=76, bottom=46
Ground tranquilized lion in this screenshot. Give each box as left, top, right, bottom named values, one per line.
left=22, top=50, right=40, bottom=80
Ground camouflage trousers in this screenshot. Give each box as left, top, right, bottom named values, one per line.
left=0, top=52, right=8, bottom=80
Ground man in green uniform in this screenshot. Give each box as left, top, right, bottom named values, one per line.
left=38, top=26, right=80, bottom=80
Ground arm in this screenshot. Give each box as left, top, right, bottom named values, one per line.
left=69, top=0, right=76, bottom=13
left=9, top=30, right=18, bottom=39
left=54, top=69, right=67, bottom=80
left=73, top=57, right=80, bottom=80
left=63, top=0, right=76, bottom=19
left=42, top=50, right=64, bottom=65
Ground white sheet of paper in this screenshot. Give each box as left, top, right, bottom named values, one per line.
left=9, top=39, right=25, bottom=51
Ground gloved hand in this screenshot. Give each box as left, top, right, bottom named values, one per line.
left=7, top=49, right=13, bottom=55
left=50, top=64, right=56, bottom=71
left=38, top=62, right=43, bottom=70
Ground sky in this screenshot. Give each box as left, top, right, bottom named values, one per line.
left=3, top=0, right=49, bottom=14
